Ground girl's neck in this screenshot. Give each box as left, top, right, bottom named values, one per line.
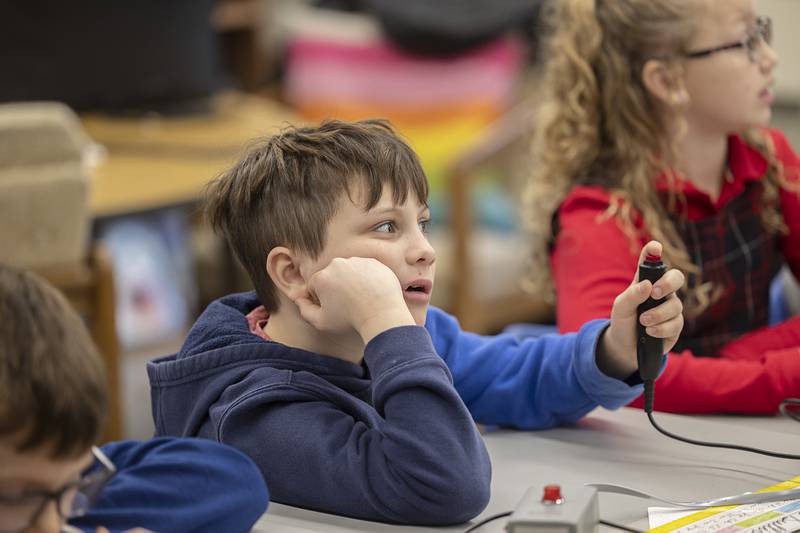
left=676, top=127, right=730, bottom=202
left=264, top=307, right=366, bottom=365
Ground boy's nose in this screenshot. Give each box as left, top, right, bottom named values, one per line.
left=408, top=233, right=436, bottom=266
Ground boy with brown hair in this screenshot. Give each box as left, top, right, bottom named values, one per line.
left=0, top=265, right=268, bottom=533
left=148, top=119, right=685, bottom=525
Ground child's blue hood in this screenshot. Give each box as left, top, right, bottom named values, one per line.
left=146, top=291, right=371, bottom=437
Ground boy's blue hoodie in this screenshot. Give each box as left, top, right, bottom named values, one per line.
left=148, top=292, right=644, bottom=525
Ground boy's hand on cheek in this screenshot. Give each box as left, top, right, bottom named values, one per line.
left=599, top=241, right=685, bottom=379
left=294, top=257, right=416, bottom=343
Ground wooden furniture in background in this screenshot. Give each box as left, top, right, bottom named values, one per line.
left=34, top=245, right=123, bottom=443
left=0, top=101, right=123, bottom=442
left=445, top=103, right=553, bottom=333
left=212, top=0, right=274, bottom=91
left=82, top=92, right=297, bottom=311
left=83, top=92, right=296, bottom=218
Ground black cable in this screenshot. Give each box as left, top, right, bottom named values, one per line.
left=599, top=519, right=644, bottom=532
left=463, top=511, right=512, bottom=532
left=644, top=381, right=800, bottom=460
left=779, top=398, right=800, bottom=423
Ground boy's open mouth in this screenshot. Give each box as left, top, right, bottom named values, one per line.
left=404, top=279, right=432, bottom=296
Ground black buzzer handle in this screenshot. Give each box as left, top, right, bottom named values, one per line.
left=637, top=260, right=667, bottom=382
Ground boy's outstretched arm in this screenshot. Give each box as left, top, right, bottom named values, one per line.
left=597, top=240, right=684, bottom=379
left=426, top=240, right=684, bottom=430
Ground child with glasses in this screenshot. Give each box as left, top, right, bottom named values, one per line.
left=0, top=265, right=268, bottom=533
left=148, top=119, right=684, bottom=525
left=526, top=0, right=800, bottom=414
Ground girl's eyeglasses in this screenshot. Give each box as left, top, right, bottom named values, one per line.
left=0, top=446, right=117, bottom=533
left=683, top=16, right=772, bottom=63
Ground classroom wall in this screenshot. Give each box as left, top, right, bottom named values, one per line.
left=762, top=0, right=800, bottom=104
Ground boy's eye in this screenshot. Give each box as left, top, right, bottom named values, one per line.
left=374, top=221, right=396, bottom=233
left=419, top=219, right=430, bottom=233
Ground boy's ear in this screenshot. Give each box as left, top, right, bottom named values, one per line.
left=266, top=246, right=309, bottom=301
left=642, top=59, right=689, bottom=107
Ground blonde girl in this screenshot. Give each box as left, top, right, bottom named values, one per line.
left=527, top=0, right=800, bottom=414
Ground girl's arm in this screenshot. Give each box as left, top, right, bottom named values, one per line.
left=626, top=347, right=800, bottom=414
left=553, top=187, right=800, bottom=414
left=551, top=187, right=643, bottom=333
left=771, top=129, right=800, bottom=280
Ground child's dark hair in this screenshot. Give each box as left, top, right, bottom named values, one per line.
left=0, top=265, right=107, bottom=458
left=204, top=118, right=429, bottom=311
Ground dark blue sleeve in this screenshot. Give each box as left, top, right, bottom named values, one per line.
left=211, top=326, right=491, bottom=526
left=69, top=438, right=268, bottom=533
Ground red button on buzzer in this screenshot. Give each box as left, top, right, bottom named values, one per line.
left=542, top=484, right=564, bottom=504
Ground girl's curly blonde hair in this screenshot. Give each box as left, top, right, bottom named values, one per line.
left=525, top=0, right=791, bottom=317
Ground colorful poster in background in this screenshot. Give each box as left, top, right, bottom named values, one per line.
left=283, top=35, right=526, bottom=193
left=97, top=209, right=195, bottom=350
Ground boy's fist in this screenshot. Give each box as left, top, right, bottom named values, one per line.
left=294, top=257, right=416, bottom=343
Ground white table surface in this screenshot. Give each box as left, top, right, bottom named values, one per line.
left=252, top=407, right=800, bottom=532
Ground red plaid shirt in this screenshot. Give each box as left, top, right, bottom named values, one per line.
left=552, top=129, right=800, bottom=414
